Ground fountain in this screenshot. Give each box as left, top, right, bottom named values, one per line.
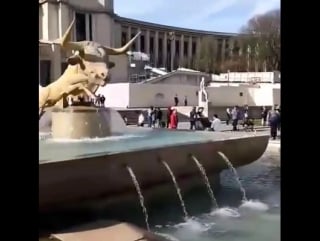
left=39, top=19, right=270, bottom=241
left=39, top=18, right=141, bottom=139
left=162, top=161, right=189, bottom=219
left=191, top=155, right=219, bottom=208
left=217, top=151, right=248, bottom=201
left=127, top=166, right=150, bottom=231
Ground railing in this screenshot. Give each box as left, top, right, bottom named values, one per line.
left=248, top=77, right=261, bottom=85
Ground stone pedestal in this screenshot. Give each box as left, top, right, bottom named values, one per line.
left=51, top=106, right=124, bottom=139
left=49, top=222, right=160, bottom=241
left=198, top=100, right=209, bottom=118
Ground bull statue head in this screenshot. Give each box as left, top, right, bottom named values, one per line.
left=40, top=18, right=140, bottom=88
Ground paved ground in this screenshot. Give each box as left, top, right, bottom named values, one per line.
left=132, top=121, right=281, bottom=144
left=176, top=121, right=268, bottom=132
left=135, top=121, right=278, bottom=134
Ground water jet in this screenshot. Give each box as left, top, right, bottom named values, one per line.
left=161, top=160, right=189, bottom=219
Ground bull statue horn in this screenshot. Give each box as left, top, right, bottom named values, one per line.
left=39, top=18, right=84, bottom=51
left=103, top=32, right=141, bottom=55
left=59, top=18, right=84, bottom=51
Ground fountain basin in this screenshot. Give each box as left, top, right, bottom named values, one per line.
left=41, top=107, right=127, bottom=139
left=39, top=131, right=269, bottom=212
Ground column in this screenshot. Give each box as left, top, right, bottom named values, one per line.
left=91, top=15, right=97, bottom=42
left=85, top=15, right=90, bottom=40
left=127, top=26, right=132, bottom=50
left=145, top=29, right=150, bottom=54
left=162, top=32, right=167, bottom=69
left=39, top=54, right=41, bottom=85
left=58, top=3, right=70, bottom=38
left=229, top=39, right=234, bottom=58
left=137, top=28, right=141, bottom=52
left=127, top=26, right=131, bottom=42
left=188, top=36, right=192, bottom=67
left=221, top=39, right=226, bottom=62
left=42, top=2, right=59, bottom=40
left=179, top=35, right=184, bottom=66
left=170, top=35, right=175, bottom=71
left=51, top=44, right=61, bottom=81
left=196, top=37, right=201, bottom=69
left=154, top=31, right=159, bottom=67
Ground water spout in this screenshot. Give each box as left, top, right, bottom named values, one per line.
left=162, top=160, right=189, bottom=219
left=126, top=166, right=150, bottom=231
left=217, top=151, right=248, bottom=201
left=191, top=155, right=219, bottom=209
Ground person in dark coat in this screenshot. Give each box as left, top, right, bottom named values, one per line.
left=189, top=107, right=197, bottom=130
left=268, top=108, right=280, bottom=140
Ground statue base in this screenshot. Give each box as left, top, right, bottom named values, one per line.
left=50, top=222, right=160, bottom=241
left=51, top=106, right=126, bottom=139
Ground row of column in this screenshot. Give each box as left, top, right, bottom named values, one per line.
left=125, top=26, right=202, bottom=68
left=124, top=26, right=233, bottom=69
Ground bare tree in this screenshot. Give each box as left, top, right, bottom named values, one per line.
left=238, top=9, right=280, bottom=71
left=195, top=36, right=220, bottom=73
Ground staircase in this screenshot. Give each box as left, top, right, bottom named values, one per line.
left=117, top=107, right=191, bottom=125
left=117, top=109, right=144, bottom=125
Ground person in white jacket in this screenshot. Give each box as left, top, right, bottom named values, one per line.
left=138, top=112, right=145, bottom=127
left=210, top=114, right=221, bottom=131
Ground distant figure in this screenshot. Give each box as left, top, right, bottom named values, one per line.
left=210, top=114, right=221, bottom=131
left=243, top=108, right=249, bottom=122
left=67, top=96, right=73, bottom=106
left=95, top=94, right=101, bottom=106
left=156, top=108, right=163, bottom=128
left=78, top=95, right=84, bottom=103
left=184, top=96, right=188, bottom=106
left=189, top=107, right=197, bottom=130
left=231, top=106, right=239, bottom=131
left=267, top=108, right=280, bottom=140
left=123, top=115, right=128, bottom=125
left=138, top=112, right=145, bottom=127
left=147, top=106, right=154, bottom=128
left=226, top=108, right=231, bottom=125
left=169, top=108, right=179, bottom=129
left=174, top=94, right=179, bottom=106
left=151, top=108, right=156, bottom=128
left=243, top=118, right=255, bottom=131
left=166, top=107, right=172, bottom=128
left=261, top=106, right=268, bottom=126
left=195, top=107, right=204, bottom=130
left=100, top=95, right=105, bottom=107
left=276, top=106, right=281, bottom=131
left=244, top=105, right=249, bottom=117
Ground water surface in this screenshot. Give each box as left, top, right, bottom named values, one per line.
left=40, top=149, right=280, bottom=241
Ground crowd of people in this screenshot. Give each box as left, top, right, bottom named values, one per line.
left=138, top=106, right=179, bottom=129
left=225, top=105, right=281, bottom=138
left=66, top=94, right=106, bottom=107
left=136, top=103, right=280, bottom=139
left=137, top=106, right=216, bottom=131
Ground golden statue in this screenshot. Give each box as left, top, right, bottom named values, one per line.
left=39, top=18, right=140, bottom=117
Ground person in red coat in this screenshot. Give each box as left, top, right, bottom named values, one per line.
left=169, top=108, right=179, bottom=129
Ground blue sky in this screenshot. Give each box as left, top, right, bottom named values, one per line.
left=114, top=0, right=280, bottom=33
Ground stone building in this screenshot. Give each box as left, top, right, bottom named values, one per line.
left=39, top=0, right=237, bottom=86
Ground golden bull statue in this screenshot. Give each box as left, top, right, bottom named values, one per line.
left=39, top=18, right=140, bottom=117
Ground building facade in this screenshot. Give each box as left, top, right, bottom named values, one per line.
left=39, top=0, right=237, bottom=87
